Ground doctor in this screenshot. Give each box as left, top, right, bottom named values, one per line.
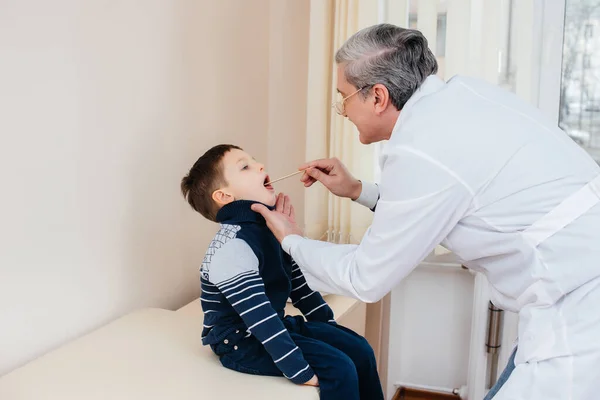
left=252, top=24, right=600, bottom=399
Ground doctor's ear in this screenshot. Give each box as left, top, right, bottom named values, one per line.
left=212, top=189, right=235, bottom=207
left=372, top=84, right=390, bottom=114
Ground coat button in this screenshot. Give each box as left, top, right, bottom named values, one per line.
left=224, top=339, right=229, bottom=344
left=234, top=345, right=238, bottom=350
left=236, top=330, right=240, bottom=334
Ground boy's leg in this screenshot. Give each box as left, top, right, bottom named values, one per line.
left=213, top=328, right=359, bottom=400
left=212, top=333, right=282, bottom=377
left=300, top=321, right=384, bottom=400
left=288, top=331, right=360, bottom=400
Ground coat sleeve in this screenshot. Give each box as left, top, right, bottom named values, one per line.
left=282, top=146, right=474, bottom=303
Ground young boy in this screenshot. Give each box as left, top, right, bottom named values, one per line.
left=180, top=144, right=384, bottom=400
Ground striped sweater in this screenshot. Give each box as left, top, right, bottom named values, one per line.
left=199, top=200, right=335, bottom=384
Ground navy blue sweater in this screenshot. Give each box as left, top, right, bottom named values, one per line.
left=199, top=200, right=335, bottom=384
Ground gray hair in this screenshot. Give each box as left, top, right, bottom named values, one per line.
left=335, top=24, right=438, bottom=110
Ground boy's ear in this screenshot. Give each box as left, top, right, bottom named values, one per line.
left=212, top=188, right=234, bottom=207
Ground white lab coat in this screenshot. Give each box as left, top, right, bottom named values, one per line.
left=283, top=75, right=600, bottom=399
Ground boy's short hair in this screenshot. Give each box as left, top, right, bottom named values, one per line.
left=181, top=144, right=242, bottom=221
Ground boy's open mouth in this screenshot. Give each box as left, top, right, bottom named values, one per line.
left=264, top=175, right=274, bottom=190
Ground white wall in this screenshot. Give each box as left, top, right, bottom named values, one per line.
left=0, top=0, right=309, bottom=376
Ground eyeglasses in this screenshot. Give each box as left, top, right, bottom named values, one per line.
left=332, top=86, right=367, bottom=115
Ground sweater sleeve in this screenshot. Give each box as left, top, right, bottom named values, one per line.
left=288, top=258, right=335, bottom=323
left=209, top=238, right=315, bottom=384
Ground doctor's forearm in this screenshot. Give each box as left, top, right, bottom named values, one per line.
left=282, top=235, right=385, bottom=302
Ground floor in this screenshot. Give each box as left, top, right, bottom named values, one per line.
left=392, top=387, right=459, bottom=400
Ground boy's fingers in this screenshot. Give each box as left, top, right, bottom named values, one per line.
left=302, top=375, right=319, bottom=387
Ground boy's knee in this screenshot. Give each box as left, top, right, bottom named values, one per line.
left=338, top=326, right=375, bottom=360
left=337, top=356, right=359, bottom=385
left=354, top=338, right=377, bottom=368
left=356, top=334, right=372, bottom=350
left=316, top=355, right=360, bottom=399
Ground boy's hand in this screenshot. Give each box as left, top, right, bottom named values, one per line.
left=302, top=374, right=319, bottom=387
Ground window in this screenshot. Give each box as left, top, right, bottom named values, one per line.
left=408, top=1, right=447, bottom=58
left=560, top=0, right=600, bottom=165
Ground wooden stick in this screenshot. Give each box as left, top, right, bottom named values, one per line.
left=264, top=169, right=305, bottom=186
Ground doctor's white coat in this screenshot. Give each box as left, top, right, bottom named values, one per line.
left=283, top=75, right=600, bottom=399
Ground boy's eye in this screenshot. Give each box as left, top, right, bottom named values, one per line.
left=241, top=165, right=249, bottom=170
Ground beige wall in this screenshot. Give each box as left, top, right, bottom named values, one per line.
left=0, top=0, right=309, bottom=376
left=267, top=0, right=310, bottom=228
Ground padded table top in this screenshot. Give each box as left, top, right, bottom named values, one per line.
left=0, top=308, right=319, bottom=400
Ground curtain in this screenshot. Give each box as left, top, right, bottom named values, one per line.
left=304, top=0, right=378, bottom=244
left=302, top=0, right=385, bottom=383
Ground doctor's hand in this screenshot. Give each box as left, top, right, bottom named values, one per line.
left=299, top=157, right=362, bottom=200
left=251, top=193, right=303, bottom=243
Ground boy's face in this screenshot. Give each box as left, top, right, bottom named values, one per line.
left=212, top=149, right=277, bottom=208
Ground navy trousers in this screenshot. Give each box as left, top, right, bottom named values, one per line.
left=211, top=315, right=384, bottom=400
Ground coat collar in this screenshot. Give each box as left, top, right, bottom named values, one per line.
left=393, top=74, right=447, bottom=133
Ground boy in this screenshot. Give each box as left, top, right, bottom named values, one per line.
left=181, top=144, right=384, bottom=400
